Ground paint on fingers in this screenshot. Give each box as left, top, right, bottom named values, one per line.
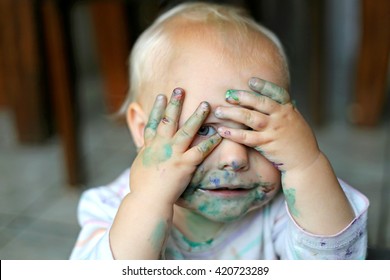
left=217, top=127, right=232, bottom=138
left=249, top=77, right=290, bottom=104
left=169, top=87, right=185, bottom=107
left=160, top=88, right=185, bottom=127
left=145, top=119, right=160, bottom=132
left=226, top=89, right=260, bottom=105
left=197, top=134, right=222, bottom=155
left=225, top=89, right=240, bottom=104
left=145, top=95, right=166, bottom=134
left=182, top=102, right=210, bottom=130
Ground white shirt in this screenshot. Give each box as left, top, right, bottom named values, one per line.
left=70, top=169, right=369, bottom=260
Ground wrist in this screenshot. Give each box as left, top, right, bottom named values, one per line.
left=124, top=191, right=175, bottom=220
left=285, top=148, right=323, bottom=174
left=282, top=152, right=334, bottom=187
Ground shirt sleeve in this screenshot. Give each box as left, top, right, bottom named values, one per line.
left=69, top=188, right=115, bottom=259
left=278, top=180, right=369, bottom=259
left=69, top=171, right=129, bottom=260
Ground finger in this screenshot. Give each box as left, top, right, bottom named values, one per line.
left=185, top=133, right=222, bottom=165
left=144, top=94, right=167, bottom=142
left=173, top=101, right=210, bottom=150
left=248, top=77, right=290, bottom=104
left=215, top=106, right=268, bottom=131
left=157, top=88, right=185, bottom=137
left=217, top=126, right=271, bottom=147
left=225, top=89, right=278, bottom=115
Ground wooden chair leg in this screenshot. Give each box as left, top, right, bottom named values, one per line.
left=0, top=2, right=8, bottom=108
left=89, top=1, right=130, bottom=114
left=0, top=0, right=50, bottom=142
left=353, top=0, right=390, bottom=126
left=41, top=0, right=84, bottom=186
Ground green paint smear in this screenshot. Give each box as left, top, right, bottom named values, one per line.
left=254, top=146, right=268, bottom=158
left=142, top=147, right=154, bottom=166
left=198, top=135, right=218, bottom=154
left=181, top=175, right=274, bottom=223
left=163, top=143, right=172, bottom=159
left=145, top=119, right=159, bottom=131
left=182, top=235, right=213, bottom=248
left=170, top=98, right=182, bottom=107
left=284, top=188, right=299, bottom=217
left=150, top=220, right=167, bottom=250
left=225, top=89, right=240, bottom=102
left=142, top=144, right=173, bottom=167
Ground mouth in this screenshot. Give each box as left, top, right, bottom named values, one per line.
left=198, top=186, right=253, bottom=197
left=201, top=184, right=254, bottom=190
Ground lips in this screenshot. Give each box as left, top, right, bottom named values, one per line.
left=197, top=186, right=253, bottom=198
left=209, top=187, right=248, bottom=191
left=200, top=185, right=253, bottom=191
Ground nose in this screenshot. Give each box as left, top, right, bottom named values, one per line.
left=216, top=139, right=249, bottom=172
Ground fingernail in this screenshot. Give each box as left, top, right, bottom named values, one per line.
left=249, top=77, right=257, bottom=87
left=200, top=101, right=209, bottom=109
left=218, top=127, right=230, bottom=137
left=214, top=107, right=223, bottom=118
left=173, top=87, right=184, bottom=97
left=225, top=89, right=239, bottom=104
left=249, top=77, right=265, bottom=89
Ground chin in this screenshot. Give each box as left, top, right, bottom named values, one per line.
left=176, top=191, right=274, bottom=223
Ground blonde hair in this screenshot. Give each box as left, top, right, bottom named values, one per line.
left=120, top=2, right=289, bottom=113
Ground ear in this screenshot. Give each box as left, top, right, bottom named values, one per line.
left=126, top=102, right=147, bottom=149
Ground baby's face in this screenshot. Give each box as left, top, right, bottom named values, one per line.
left=150, top=37, right=285, bottom=222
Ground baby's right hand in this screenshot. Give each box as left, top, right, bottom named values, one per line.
left=130, top=88, right=222, bottom=205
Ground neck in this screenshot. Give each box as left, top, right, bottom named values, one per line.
left=173, top=205, right=224, bottom=243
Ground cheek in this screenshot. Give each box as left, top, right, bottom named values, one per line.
left=249, top=150, right=281, bottom=181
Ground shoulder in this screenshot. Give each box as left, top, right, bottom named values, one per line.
left=77, top=169, right=130, bottom=221
left=82, top=169, right=130, bottom=199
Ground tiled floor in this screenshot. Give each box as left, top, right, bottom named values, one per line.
left=0, top=78, right=389, bottom=259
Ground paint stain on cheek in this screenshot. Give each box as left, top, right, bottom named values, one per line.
left=262, top=185, right=276, bottom=194
left=254, top=189, right=266, bottom=201
left=209, top=176, right=220, bottom=187
left=223, top=170, right=236, bottom=180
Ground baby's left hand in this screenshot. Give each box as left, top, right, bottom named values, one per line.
left=216, top=77, right=320, bottom=173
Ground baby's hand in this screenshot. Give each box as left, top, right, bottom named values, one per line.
left=130, top=88, right=221, bottom=205
left=216, top=78, right=320, bottom=173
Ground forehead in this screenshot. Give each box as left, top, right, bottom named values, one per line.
left=163, top=34, right=285, bottom=123
left=139, top=22, right=287, bottom=120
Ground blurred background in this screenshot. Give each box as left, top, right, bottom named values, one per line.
left=0, top=0, right=389, bottom=259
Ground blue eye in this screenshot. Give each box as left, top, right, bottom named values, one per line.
left=197, top=125, right=217, bottom=137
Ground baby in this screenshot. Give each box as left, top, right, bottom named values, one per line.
left=70, top=2, right=369, bottom=259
